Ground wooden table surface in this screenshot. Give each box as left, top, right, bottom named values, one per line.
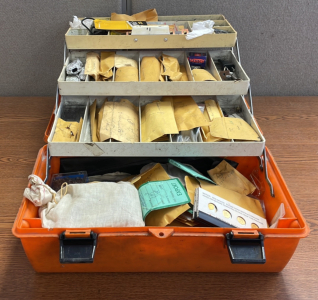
left=0, top=96, right=317, bottom=299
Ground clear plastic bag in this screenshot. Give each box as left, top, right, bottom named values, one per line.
left=78, top=68, right=86, bottom=81
left=69, top=16, right=94, bottom=30
left=249, top=169, right=265, bottom=198
left=197, top=103, right=205, bottom=113
left=186, top=20, right=215, bottom=40
left=248, top=169, right=266, bottom=215
left=172, top=128, right=201, bottom=142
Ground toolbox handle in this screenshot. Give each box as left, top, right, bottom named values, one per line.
left=59, top=230, right=97, bottom=264
left=226, top=231, right=266, bottom=264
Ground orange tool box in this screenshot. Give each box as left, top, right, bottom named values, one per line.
left=12, top=13, right=309, bottom=273
left=12, top=145, right=309, bottom=273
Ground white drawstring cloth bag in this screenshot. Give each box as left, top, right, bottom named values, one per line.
left=23, top=175, right=56, bottom=207
left=40, top=181, right=145, bottom=229
left=24, top=175, right=145, bottom=229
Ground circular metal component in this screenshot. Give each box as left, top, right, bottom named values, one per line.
left=134, top=38, right=138, bottom=42
left=164, top=38, right=168, bottom=42
left=222, top=210, right=231, bottom=219
left=251, top=223, right=259, bottom=228
left=237, top=216, right=246, bottom=225
left=208, top=203, right=216, bottom=211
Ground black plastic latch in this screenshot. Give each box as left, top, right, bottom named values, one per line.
left=226, top=230, right=266, bottom=264
left=59, top=230, right=97, bottom=264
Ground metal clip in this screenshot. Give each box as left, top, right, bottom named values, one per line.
left=263, top=148, right=275, bottom=197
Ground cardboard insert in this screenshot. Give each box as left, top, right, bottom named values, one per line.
left=48, top=95, right=265, bottom=157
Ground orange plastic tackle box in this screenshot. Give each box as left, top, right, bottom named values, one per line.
left=12, top=145, right=309, bottom=273
left=12, top=13, right=309, bottom=272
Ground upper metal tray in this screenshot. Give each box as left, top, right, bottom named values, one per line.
left=65, top=15, right=237, bottom=50
left=58, top=50, right=249, bottom=96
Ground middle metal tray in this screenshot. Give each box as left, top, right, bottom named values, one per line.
left=58, top=50, right=250, bottom=96
left=47, top=95, right=265, bottom=157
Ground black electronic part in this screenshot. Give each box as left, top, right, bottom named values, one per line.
left=218, top=59, right=236, bottom=73
left=81, top=17, right=108, bottom=35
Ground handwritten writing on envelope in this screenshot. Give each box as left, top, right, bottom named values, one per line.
left=208, top=160, right=256, bottom=196
left=115, top=66, right=138, bottom=82
left=141, top=100, right=179, bottom=142
left=163, top=96, right=209, bottom=131
left=99, top=99, right=139, bottom=143
left=201, top=99, right=225, bottom=142
left=209, top=117, right=260, bottom=141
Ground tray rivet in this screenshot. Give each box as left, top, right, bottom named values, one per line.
left=134, top=38, right=138, bottom=42
left=164, top=38, right=168, bottom=42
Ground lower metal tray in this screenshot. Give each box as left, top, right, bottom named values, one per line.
left=47, top=95, right=265, bottom=157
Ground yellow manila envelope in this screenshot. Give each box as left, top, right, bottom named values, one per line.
left=84, top=52, right=100, bottom=81
left=208, top=160, right=256, bottom=196
left=201, top=109, right=221, bottom=142
left=192, top=69, right=217, bottom=81
left=99, top=52, right=115, bottom=80
left=114, top=56, right=137, bottom=69
left=205, top=99, right=223, bottom=120
left=163, top=96, right=209, bottom=131
left=201, top=100, right=224, bottom=142
left=99, top=99, right=139, bottom=143
left=115, top=66, right=138, bottom=82
left=96, top=99, right=106, bottom=141
left=90, top=100, right=98, bottom=142
left=209, top=117, right=260, bottom=141
left=141, top=100, right=179, bottom=142
left=187, top=176, right=265, bottom=219
left=185, top=175, right=199, bottom=205
left=176, top=214, right=200, bottom=227
left=131, top=163, right=190, bottom=226
left=52, top=118, right=82, bottom=142
left=160, top=54, right=182, bottom=81
left=140, top=57, right=164, bottom=82
left=111, top=8, right=158, bottom=22
left=198, top=179, right=265, bottom=219
left=168, top=220, right=190, bottom=227
left=76, top=118, right=83, bottom=142
left=131, top=163, right=170, bottom=188
left=153, top=135, right=170, bottom=142
left=145, top=204, right=190, bottom=227
left=180, top=65, right=188, bottom=81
